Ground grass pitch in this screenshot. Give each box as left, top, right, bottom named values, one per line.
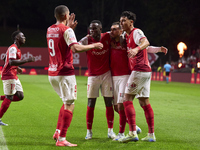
left=0, top=75, right=200, bottom=150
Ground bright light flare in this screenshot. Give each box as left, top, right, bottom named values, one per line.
left=178, top=62, right=182, bottom=68
left=177, top=42, right=187, bottom=58
left=197, top=62, right=200, bottom=68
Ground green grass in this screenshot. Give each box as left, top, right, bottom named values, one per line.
left=0, top=75, right=200, bottom=150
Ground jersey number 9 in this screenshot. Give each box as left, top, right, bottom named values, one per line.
left=48, top=39, right=55, bottom=57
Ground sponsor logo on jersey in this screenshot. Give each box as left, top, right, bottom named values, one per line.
left=91, top=48, right=109, bottom=55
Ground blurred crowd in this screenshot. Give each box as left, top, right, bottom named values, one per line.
left=152, top=48, right=200, bottom=73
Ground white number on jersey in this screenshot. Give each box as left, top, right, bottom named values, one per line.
left=48, top=39, right=55, bottom=56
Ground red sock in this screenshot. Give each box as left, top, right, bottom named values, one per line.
left=123, top=101, right=136, bottom=131
left=86, top=106, right=94, bottom=129
left=106, top=106, right=114, bottom=128
left=12, top=95, right=20, bottom=101
left=119, top=109, right=126, bottom=133
left=56, top=104, right=64, bottom=130
left=0, top=98, right=11, bottom=118
left=142, top=104, right=154, bottom=133
left=0, top=95, right=5, bottom=100
left=59, top=109, right=73, bottom=137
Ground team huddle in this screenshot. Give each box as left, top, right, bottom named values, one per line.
left=0, top=5, right=167, bottom=147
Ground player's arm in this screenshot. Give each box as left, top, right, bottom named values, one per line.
left=128, top=38, right=150, bottom=58
left=9, top=57, right=35, bottom=66
left=147, top=46, right=168, bottom=55
left=71, top=43, right=103, bottom=53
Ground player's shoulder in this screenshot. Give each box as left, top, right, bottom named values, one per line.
left=102, top=32, right=110, bottom=37
left=8, top=44, right=17, bottom=52
left=133, top=28, right=145, bottom=37
left=101, top=32, right=111, bottom=41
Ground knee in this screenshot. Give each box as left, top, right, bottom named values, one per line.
left=5, top=95, right=14, bottom=101
left=104, top=97, right=113, bottom=107
left=15, top=91, right=24, bottom=100
left=18, top=94, right=24, bottom=100
left=88, top=98, right=96, bottom=107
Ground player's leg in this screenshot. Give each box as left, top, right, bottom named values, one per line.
left=102, top=71, right=116, bottom=139
left=49, top=75, right=62, bottom=140
left=166, top=72, right=169, bottom=83
left=0, top=79, right=18, bottom=126
left=118, top=71, right=142, bottom=143
left=1, top=79, right=23, bottom=102
left=56, top=75, right=77, bottom=147
left=0, top=95, right=12, bottom=126
left=103, top=96, right=116, bottom=139
left=85, top=76, right=100, bottom=140
left=0, top=95, right=5, bottom=100
left=53, top=104, right=64, bottom=141
left=12, top=79, right=24, bottom=101
left=114, top=75, right=130, bottom=140
left=57, top=102, right=77, bottom=147
left=113, top=103, right=126, bottom=140
left=139, top=98, right=156, bottom=142
left=137, top=72, right=155, bottom=142
left=85, top=98, right=96, bottom=140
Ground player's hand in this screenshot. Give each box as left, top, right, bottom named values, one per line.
left=27, top=56, right=35, bottom=62
left=67, top=13, right=78, bottom=30
left=127, top=48, right=139, bottom=58
left=161, top=46, right=168, bottom=55
left=17, top=67, right=23, bottom=74
left=93, top=42, right=103, bottom=49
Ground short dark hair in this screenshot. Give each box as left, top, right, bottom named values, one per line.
left=11, top=30, right=21, bottom=41
left=54, top=5, right=69, bottom=21
left=120, top=11, right=136, bottom=23
left=112, top=21, right=121, bottom=29
left=90, top=20, right=102, bottom=28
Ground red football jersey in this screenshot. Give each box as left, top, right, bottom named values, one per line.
left=79, top=33, right=111, bottom=76
left=126, top=28, right=151, bottom=72
left=46, top=24, right=78, bottom=76
left=110, top=39, right=131, bottom=76
left=1, top=44, right=21, bottom=80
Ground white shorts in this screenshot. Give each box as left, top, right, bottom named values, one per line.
left=48, top=75, right=77, bottom=104
left=87, top=71, right=113, bottom=98
left=2, top=79, right=23, bottom=95
left=112, top=75, right=129, bottom=105
left=125, top=71, right=151, bottom=98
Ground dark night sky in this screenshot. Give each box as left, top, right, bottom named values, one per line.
left=0, top=0, right=200, bottom=63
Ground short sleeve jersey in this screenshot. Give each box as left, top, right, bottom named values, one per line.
left=164, top=64, right=171, bottom=72
left=1, top=44, right=21, bottom=80
left=79, top=33, right=111, bottom=76
left=46, top=23, right=78, bottom=76
left=110, top=39, right=131, bottom=76
left=126, top=28, right=151, bottom=72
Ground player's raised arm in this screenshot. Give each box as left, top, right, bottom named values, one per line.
left=147, top=46, right=168, bottom=55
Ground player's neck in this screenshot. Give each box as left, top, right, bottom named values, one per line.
left=55, top=20, right=66, bottom=26
left=93, top=34, right=101, bottom=41
left=14, top=41, right=21, bottom=48
left=126, top=26, right=134, bottom=35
